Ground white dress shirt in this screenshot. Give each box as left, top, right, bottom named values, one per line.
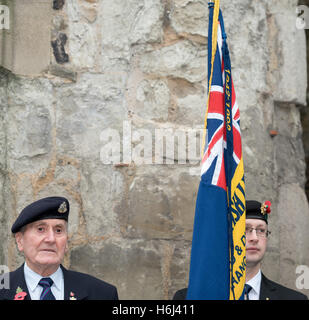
left=246, top=269, right=262, bottom=300
left=24, top=262, right=64, bottom=300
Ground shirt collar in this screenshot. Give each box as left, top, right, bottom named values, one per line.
left=24, top=262, right=63, bottom=292
left=246, top=269, right=262, bottom=296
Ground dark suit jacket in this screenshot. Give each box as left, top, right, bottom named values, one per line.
left=173, top=274, right=308, bottom=300
left=0, top=264, right=118, bottom=300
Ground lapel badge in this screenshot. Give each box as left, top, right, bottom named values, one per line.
left=58, top=201, right=67, bottom=214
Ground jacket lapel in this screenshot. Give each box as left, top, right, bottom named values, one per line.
left=259, top=273, right=276, bottom=300
left=7, top=264, right=31, bottom=300
left=3, top=264, right=90, bottom=300
left=61, top=265, right=88, bottom=300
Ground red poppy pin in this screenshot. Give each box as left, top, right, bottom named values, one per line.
left=261, top=201, right=271, bottom=215
left=14, top=287, right=27, bottom=300
left=70, top=291, right=77, bottom=300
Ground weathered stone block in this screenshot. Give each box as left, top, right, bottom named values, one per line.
left=69, top=240, right=164, bottom=299
left=267, top=0, right=307, bottom=105
left=117, top=168, right=197, bottom=241
left=0, top=0, right=52, bottom=76
left=5, top=77, right=54, bottom=173
left=278, top=183, right=309, bottom=296
left=79, top=162, right=124, bottom=237
left=0, top=70, right=8, bottom=171
left=55, top=72, right=127, bottom=159
left=273, top=102, right=306, bottom=186
left=170, top=0, right=208, bottom=37
left=135, top=79, right=170, bottom=121
left=169, top=240, right=191, bottom=298
left=139, top=40, right=206, bottom=83
left=66, top=0, right=164, bottom=71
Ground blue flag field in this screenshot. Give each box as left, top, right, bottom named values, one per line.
left=187, top=0, right=246, bottom=300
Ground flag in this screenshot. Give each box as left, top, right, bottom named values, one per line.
left=186, top=0, right=246, bottom=300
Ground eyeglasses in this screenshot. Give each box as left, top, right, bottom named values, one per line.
left=245, top=227, right=271, bottom=238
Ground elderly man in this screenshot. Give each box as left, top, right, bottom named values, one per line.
left=0, top=197, right=118, bottom=300
left=173, top=200, right=308, bottom=300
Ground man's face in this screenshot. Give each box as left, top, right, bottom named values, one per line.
left=246, top=219, right=268, bottom=268
left=15, top=219, right=68, bottom=273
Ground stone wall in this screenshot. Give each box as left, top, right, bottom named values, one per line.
left=300, top=0, right=309, bottom=202
left=0, top=0, right=308, bottom=299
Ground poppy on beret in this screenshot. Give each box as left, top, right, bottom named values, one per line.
left=246, top=200, right=271, bottom=224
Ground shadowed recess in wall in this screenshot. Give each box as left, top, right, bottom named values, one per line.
left=53, top=0, right=65, bottom=10
left=51, top=33, right=69, bottom=64
left=298, top=0, right=309, bottom=201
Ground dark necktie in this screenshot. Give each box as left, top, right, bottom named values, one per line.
left=244, top=284, right=252, bottom=300
left=38, top=277, right=56, bottom=300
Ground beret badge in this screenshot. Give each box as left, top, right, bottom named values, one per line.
left=261, top=201, right=271, bottom=215
left=58, top=201, right=67, bottom=214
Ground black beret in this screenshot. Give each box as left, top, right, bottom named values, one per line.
left=246, top=200, right=271, bottom=224
left=11, top=196, right=70, bottom=233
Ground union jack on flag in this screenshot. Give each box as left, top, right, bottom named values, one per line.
left=201, top=20, right=242, bottom=189
left=187, top=2, right=246, bottom=300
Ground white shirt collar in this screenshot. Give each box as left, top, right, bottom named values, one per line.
left=24, top=262, right=63, bottom=293
left=246, top=269, right=262, bottom=299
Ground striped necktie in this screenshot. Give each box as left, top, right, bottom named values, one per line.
left=244, top=284, right=252, bottom=300
left=38, top=277, right=56, bottom=300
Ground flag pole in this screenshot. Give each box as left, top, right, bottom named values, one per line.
left=201, top=0, right=220, bottom=158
